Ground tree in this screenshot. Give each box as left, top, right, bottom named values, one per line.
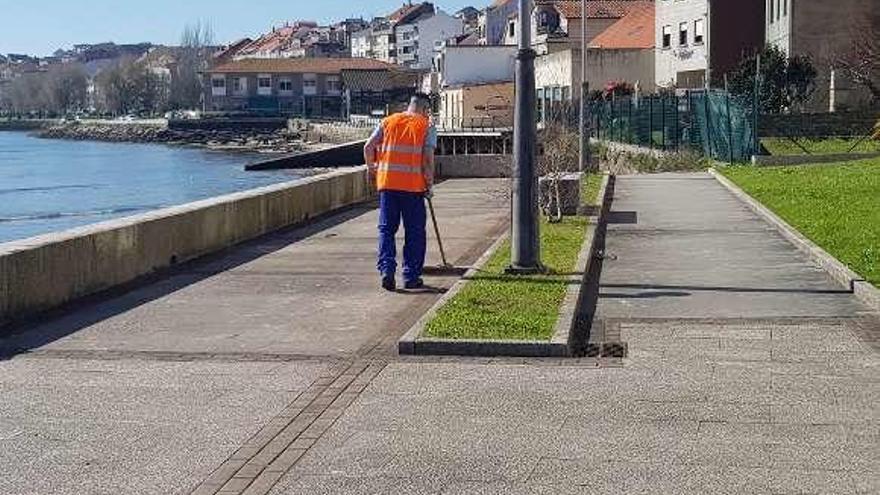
left=833, top=22, right=880, bottom=106
left=728, top=45, right=817, bottom=113
left=170, top=21, right=214, bottom=110
left=43, top=64, right=88, bottom=114
left=538, top=122, right=580, bottom=223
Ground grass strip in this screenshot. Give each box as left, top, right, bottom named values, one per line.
left=720, top=157, right=879, bottom=287
left=761, top=137, right=880, bottom=156
left=425, top=216, right=588, bottom=341
left=581, top=173, right=603, bottom=206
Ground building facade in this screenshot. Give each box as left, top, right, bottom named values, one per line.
left=396, top=10, right=464, bottom=70
left=437, top=45, right=517, bottom=89
left=655, top=0, right=765, bottom=89
left=202, top=58, right=396, bottom=118
left=533, top=0, right=655, bottom=118
left=478, top=0, right=518, bottom=45
left=766, top=0, right=880, bottom=110
left=440, top=81, right=515, bottom=129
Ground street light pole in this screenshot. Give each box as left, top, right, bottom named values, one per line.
left=579, top=0, right=592, bottom=172
left=509, top=0, right=541, bottom=273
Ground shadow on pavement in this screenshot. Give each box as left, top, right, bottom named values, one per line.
left=0, top=203, right=378, bottom=361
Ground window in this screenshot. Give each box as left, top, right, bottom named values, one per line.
left=777, top=0, right=782, bottom=20
left=662, top=25, right=672, bottom=48
left=509, top=21, right=515, bottom=37
left=257, top=75, right=272, bottom=96
left=232, top=77, right=247, bottom=95
left=783, top=0, right=787, bottom=16
left=303, top=74, right=317, bottom=96
left=694, top=19, right=705, bottom=44
left=326, top=76, right=342, bottom=94
left=211, top=76, right=226, bottom=96
left=278, top=78, right=293, bottom=94
left=679, top=22, right=688, bottom=46
left=770, top=0, right=774, bottom=23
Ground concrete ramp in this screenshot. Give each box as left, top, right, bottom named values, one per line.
left=246, top=140, right=366, bottom=170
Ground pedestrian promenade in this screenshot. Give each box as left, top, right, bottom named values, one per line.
left=1, top=173, right=877, bottom=495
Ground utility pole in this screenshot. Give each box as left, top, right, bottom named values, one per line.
left=579, top=0, right=592, bottom=172
left=509, top=0, right=541, bottom=273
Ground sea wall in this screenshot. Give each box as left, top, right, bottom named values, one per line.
left=0, top=167, right=372, bottom=328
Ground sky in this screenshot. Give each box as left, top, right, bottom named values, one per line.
left=0, top=0, right=481, bottom=57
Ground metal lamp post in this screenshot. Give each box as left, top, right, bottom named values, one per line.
left=509, top=0, right=541, bottom=273
left=579, top=0, right=592, bottom=172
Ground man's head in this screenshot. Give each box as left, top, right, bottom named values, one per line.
left=407, top=93, right=432, bottom=116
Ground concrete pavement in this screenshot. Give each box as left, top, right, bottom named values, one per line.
left=0, top=179, right=509, bottom=495
left=2, top=173, right=878, bottom=495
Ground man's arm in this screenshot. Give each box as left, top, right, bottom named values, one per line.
left=363, top=122, right=383, bottom=172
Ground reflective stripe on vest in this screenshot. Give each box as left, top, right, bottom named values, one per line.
left=376, top=112, right=429, bottom=193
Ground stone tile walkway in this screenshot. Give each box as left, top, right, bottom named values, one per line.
left=1, top=173, right=878, bottom=495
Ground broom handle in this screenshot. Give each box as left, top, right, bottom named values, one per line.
left=427, top=197, right=449, bottom=266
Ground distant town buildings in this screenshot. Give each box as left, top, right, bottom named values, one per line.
left=202, top=57, right=417, bottom=118
left=350, top=2, right=464, bottom=70
left=5, top=0, right=878, bottom=119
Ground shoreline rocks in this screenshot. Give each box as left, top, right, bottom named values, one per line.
left=35, top=123, right=307, bottom=154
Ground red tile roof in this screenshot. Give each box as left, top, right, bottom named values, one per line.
left=589, top=1, right=655, bottom=49
left=209, top=58, right=397, bottom=75
left=540, top=0, right=649, bottom=20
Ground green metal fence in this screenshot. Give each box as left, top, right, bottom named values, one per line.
left=589, top=90, right=758, bottom=162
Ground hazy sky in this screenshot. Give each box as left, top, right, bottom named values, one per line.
left=0, top=0, right=481, bottom=56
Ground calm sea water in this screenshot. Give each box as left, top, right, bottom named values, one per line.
left=0, top=132, right=306, bottom=243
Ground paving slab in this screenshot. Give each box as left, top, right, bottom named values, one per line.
left=260, top=172, right=878, bottom=495
left=596, top=173, right=869, bottom=319
left=0, top=179, right=509, bottom=495
left=0, top=179, right=507, bottom=358
left=0, top=357, right=328, bottom=495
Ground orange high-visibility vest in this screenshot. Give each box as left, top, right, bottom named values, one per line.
left=375, top=112, right=429, bottom=193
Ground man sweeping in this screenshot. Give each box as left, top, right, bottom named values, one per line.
left=364, top=94, right=437, bottom=292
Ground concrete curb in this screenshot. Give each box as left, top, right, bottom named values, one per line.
left=398, top=174, right=612, bottom=357
left=709, top=168, right=880, bottom=313
left=752, top=152, right=880, bottom=167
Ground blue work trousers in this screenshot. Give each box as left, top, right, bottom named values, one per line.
left=377, top=190, right=426, bottom=282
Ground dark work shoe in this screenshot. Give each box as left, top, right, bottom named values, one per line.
left=381, top=275, right=396, bottom=292
left=404, top=278, right=424, bottom=290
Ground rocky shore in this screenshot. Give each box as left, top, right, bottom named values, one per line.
left=36, top=122, right=307, bottom=154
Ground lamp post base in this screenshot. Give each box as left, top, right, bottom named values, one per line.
left=505, top=264, right=547, bottom=275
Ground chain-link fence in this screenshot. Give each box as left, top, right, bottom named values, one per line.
left=588, top=90, right=759, bottom=163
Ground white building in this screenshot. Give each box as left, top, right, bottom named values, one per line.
left=478, top=0, right=517, bottom=45
left=396, top=10, right=464, bottom=70
left=655, top=0, right=710, bottom=89
left=437, top=45, right=516, bottom=88
left=655, top=0, right=764, bottom=89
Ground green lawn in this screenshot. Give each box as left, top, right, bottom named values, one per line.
left=425, top=216, right=588, bottom=341
left=761, top=137, right=880, bottom=156
left=721, top=157, right=880, bottom=287
left=581, top=173, right=604, bottom=206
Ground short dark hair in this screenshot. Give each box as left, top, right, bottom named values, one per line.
left=410, top=93, right=432, bottom=111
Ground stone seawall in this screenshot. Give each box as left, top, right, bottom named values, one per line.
left=0, top=167, right=372, bottom=328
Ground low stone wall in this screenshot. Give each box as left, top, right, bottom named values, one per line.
left=436, top=154, right=511, bottom=178
left=305, top=122, right=374, bottom=145
left=759, top=111, right=878, bottom=138
left=752, top=152, right=880, bottom=166
left=0, top=167, right=372, bottom=328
